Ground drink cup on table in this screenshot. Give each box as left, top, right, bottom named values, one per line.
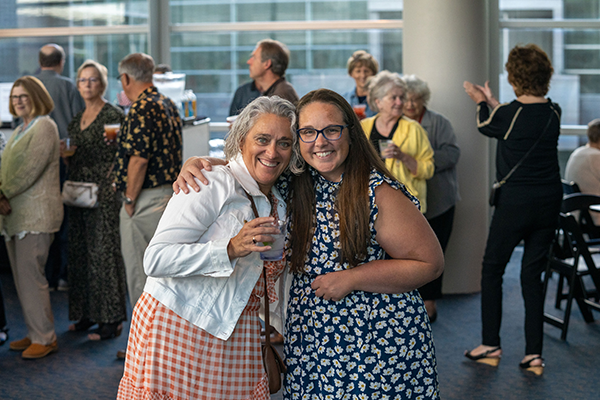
left=104, top=124, right=120, bottom=142
left=353, top=104, right=367, bottom=120
left=259, top=219, right=287, bottom=261
left=378, top=139, right=394, bottom=158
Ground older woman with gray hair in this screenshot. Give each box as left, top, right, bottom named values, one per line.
left=403, top=74, right=461, bottom=321
left=361, top=70, right=434, bottom=214
left=118, top=95, right=298, bottom=400
left=63, top=59, right=126, bottom=341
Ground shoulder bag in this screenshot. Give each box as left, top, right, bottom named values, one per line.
left=62, top=180, right=99, bottom=208
left=489, top=105, right=556, bottom=207
left=244, top=191, right=287, bottom=394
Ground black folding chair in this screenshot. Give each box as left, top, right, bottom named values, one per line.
left=543, top=212, right=600, bottom=340
left=561, top=193, right=600, bottom=241
left=562, top=179, right=581, bottom=195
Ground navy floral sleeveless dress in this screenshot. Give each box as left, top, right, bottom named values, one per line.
left=283, top=168, right=439, bottom=400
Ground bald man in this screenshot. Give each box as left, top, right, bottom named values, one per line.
left=35, top=44, right=85, bottom=140
left=35, top=44, right=85, bottom=292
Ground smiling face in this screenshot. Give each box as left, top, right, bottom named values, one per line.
left=375, top=85, right=405, bottom=119
left=11, top=85, right=33, bottom=121
left=241, top=113, right=293, bottom=194
left=350, top=63, right=374, bottom=92
left=298, top=102, right=350, bottom=182
left=77, top=66, right=104, bottom=101
left=404, top=91, right=425, bottom=120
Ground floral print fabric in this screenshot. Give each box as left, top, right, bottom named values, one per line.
left=113, top=86, right=182, bottom=192
left=283, top=168, right=439, bottom=400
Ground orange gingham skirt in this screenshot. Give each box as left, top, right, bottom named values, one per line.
left=116, top=291, right=269, bottom=400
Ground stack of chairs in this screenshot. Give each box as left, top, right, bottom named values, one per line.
left=543, top=190, right=600, bottom=340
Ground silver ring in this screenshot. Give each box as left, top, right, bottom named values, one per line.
left=252, top=236, right=256, bottom=244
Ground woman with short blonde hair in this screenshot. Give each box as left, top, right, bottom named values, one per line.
left=64, top=60, right=127, bottom=341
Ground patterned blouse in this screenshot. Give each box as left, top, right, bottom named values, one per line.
left=283, top=168, right=439, bottom=400
left=113, top=86, right=183, bottom=192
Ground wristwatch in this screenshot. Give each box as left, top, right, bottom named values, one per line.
left=123, top=195, right=135, bottom=205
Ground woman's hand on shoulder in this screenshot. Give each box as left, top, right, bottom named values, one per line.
left=173, top=157, right=227, bottom=194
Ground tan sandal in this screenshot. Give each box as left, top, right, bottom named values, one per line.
left=519, top=356, right=544, bottom=376
left=464, top=346, right=502, bottom=367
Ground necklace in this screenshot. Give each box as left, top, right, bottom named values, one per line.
left=81, top=101, right=105, bottom=129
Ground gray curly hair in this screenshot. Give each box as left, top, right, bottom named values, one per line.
left=224, top=96, right=301, bottom=174
left=403, top=74, right=431, bottom=106
left=366, top=70, right=407, bottom=113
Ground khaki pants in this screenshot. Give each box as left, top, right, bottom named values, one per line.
left=120, top=185, right=172, bottom=308
left=6, top=233, right=56, bottom=345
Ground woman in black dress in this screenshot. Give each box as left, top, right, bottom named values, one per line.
left=63, top=60, right=127, bottom=340
left=463, top=44, right=562, bottom=376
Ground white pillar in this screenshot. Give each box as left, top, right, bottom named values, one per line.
left=149, top=0, right=171, bottom=65
left=404, top=0, right=497, bottom=293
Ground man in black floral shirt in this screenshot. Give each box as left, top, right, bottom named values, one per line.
left=114, top=53, right=182, bottom=313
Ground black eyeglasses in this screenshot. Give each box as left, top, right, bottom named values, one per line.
left=77, top=77, right=100, bottom=84
left=116, top=73, right=125, bottom=82
left=297, top=125, right=348, bottom=143
left=10, top=94, right=29, bottom=102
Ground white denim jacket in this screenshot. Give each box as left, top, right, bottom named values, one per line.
left=143, top=154, right=287, bottom=340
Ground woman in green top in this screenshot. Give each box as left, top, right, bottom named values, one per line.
left=1, top=76, right=62, bottom=359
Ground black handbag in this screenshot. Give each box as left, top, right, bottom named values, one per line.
left=488, top=181, right=502, bottom=207
left=489, top=106, right=556, bottom=207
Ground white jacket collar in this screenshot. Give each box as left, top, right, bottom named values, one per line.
left=228, top=153, right=264, bottom=197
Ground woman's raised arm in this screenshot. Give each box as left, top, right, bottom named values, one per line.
left=173, top=156, right=227, bottom=194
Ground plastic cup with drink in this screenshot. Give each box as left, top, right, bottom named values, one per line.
left=259, top=219, right=287, bottom=261
left=104, top=124, right=120, bottom=142
left=353, top=104, right=367, bottom=120
left=378, top=139, right=394, bottom=158
left=61, top=138, right=76, bottom=157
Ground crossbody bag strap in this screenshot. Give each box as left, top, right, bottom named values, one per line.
left=497, top=104, right=556, bottom=186
left=242, top=190, right=272, bottom=348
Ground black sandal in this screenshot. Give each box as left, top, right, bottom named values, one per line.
left=519, top=356, right=545, bottom=376
left=69, top=318, right=96, bottom=332
left=464, top=346, right=502, bottom=367
left=88, top=322, right=123, bottom=341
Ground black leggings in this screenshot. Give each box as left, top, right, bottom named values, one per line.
left=480, top=186, right=561, bottom=355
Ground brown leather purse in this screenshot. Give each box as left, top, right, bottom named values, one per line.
left=261, top=268, right=287, bottom=393
left=244, top=190, right=287, bottom=393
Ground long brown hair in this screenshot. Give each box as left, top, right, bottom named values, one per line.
left=289, top=89, right=394, bottom=273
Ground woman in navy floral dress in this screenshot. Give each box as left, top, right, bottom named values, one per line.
left=283, top=89, right=443, bottom=399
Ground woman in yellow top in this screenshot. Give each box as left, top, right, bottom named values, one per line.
left=361, top=71, right=434, bottom=212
